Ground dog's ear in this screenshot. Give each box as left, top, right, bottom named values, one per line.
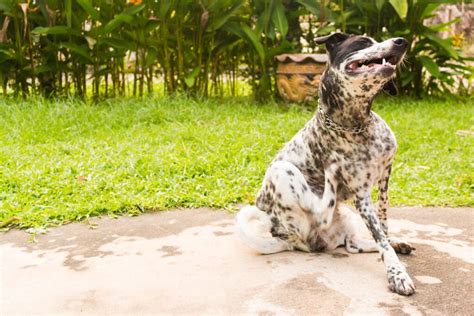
left=382, top=79, right=398, bottom=96
left=314, top=32, right=350, bottom=51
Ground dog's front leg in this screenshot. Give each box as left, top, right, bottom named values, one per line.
left=355, top=194, right=415, bottom=296
left=376, top=165, right=391, bottom=235
left=376, top=165, right=415, bottom=255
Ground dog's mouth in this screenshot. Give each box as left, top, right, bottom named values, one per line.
left=345, top=55, right=401, bottom=74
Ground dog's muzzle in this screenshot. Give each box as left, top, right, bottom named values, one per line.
left=345, top=38, right=407, bottom=77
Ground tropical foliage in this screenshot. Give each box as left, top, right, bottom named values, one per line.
left=311, top=0, right=474, bottom=96
left=0, top=0, right=471, bottom=99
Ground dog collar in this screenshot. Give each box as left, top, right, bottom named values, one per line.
left=317, top=106, right=374, bottom=134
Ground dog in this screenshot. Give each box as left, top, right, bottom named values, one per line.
left=236, top=33, right=416, bottom=296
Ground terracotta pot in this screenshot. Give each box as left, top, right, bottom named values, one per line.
left=275, top=54, right=327, bottom=103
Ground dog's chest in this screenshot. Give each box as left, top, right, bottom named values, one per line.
left=337, top=145, right=389, bottom=190
left=331, top=123, right=397, bottom=194
left=274, top=115, right=396, bottom=199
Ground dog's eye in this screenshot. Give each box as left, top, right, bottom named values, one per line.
left=356, top=38, right=373, bottom=48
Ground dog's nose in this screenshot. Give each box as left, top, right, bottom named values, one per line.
left=393, top=38, right=408, bottom=48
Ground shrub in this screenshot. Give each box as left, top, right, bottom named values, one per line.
left=0, top=0, right=471, bottom=99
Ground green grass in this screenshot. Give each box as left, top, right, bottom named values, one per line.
left=0, top=96, right=472, bottom=229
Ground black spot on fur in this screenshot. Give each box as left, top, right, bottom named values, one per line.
left=269, top=181, right=276, bottom=192
left=328, top=199, right=335, bottom=207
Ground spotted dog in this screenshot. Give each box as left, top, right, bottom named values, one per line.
left=236, top=33, right=416, bottom=296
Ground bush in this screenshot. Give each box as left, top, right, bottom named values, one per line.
left=0, top=0, right=471, bottom=100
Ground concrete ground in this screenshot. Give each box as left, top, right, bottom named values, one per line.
left=1, top=207, right=473, bottom=316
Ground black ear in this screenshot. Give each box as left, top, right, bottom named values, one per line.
left=382, top=79, right=398, bottom=96
left=314, top=32, right=350, bottom=51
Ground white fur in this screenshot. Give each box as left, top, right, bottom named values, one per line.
left=235, top=206, right=291, bottom=254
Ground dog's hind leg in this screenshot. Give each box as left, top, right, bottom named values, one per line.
left=346, top=235, right=414, bottom=255
left=332, top=205, right=378, bottom=253
left=257, top=161, right=318, bottom=216
left=345, top=238, right=378, bottom=253
left=325, top=205, right=414, bottom=255
left=315, top=164, right=340, bottom=229
left=256, top=160, right=331, bottom=250
left=259, top=160, right=338, bottom=223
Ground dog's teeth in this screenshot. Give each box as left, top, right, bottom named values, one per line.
left=382, top=58, right=386, bottom=65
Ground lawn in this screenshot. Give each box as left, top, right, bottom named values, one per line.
left=0, top=96, right=472, bottom=229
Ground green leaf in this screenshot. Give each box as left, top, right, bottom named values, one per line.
left=418, top=56, right=440, bottom=77
left=34, top=64, right=53, bottom=74
left=158, top=0, right=172, bottom=19
left=32, top=26, right=80, bottom=36
left=144, top=48, right=158, bottom=68
left=59, top=43, right=93, bottom=62
left=267, top=39, right=293, bottom=59
left=426, top=34, right=458, bottom=59
left=296, top=0, right=320, bottom=15
left=100, top=38, right=132, bottom=51
left=400, top=72, right=415, bottom=87
left=0, top=1, right=16, bottom=15
left=271, top=0, right=288, bottom=38
left=239, top=24, right=265, bottom=62
left=145, top=20, right=160, bottom=33
left=66, top=0, right=72, bottom=28
left=315, top=25, right=336, bottom=35
left=123, top=3, right=146, bottom=16
left=421, top=3, right=441, bottom=19
left=0, top=49, right=14, bottom=63
left=375, top=0, right=386, bottom=11
left=222, top=22, right=265, bottom=62
left=94, top=67, right=111, bottom=77
left=101, top=4, right=144, bottom=34
left=0, top=48, right=13, bottom=58
left=184, top=66, right=200, bottom=87
left=428, top=17, right=461, bottom=32
left=255, top=6, right=271, bottom=35
left=389, top=0, right=408, bottom=19
left=206, top=2, right=243, bottom=32
left=77, top=0, right=100, bottom=20
left=103, top=14, right=134, bottom=34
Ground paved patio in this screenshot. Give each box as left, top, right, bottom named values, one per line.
left=1, top=207, right=473, bottom=315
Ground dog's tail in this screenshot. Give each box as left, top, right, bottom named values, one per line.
left=235, top=205, right=290, bottom=254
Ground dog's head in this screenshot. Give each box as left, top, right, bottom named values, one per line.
left=316, top=33, right=407, bottom=98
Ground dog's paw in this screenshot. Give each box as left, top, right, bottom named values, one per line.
left=387, top=267, right=415, bottom=296
left=389, top=238, right=416, bottom=255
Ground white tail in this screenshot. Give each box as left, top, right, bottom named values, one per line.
left=235, top=205, right=290, bottom=254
